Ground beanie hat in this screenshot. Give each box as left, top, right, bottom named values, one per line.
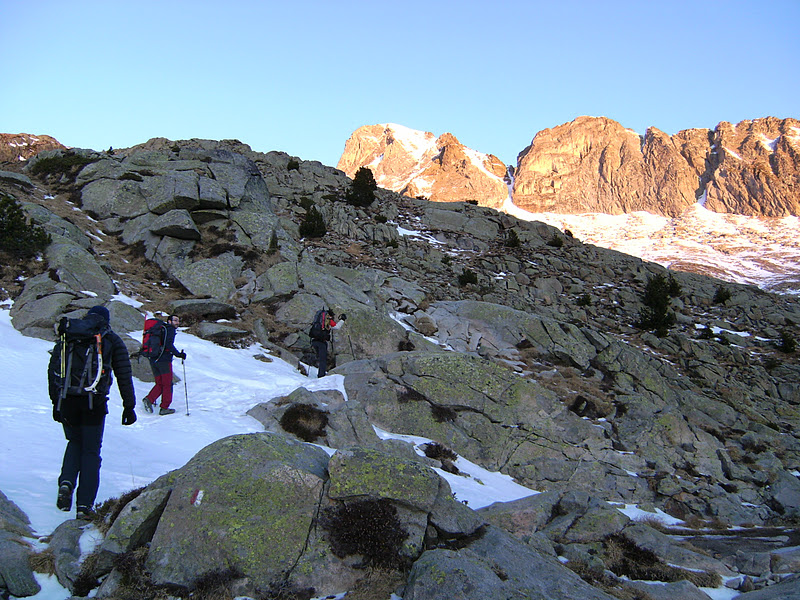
left=87, top=305, right=110, bottom=324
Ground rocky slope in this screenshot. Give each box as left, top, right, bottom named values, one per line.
left=1, top=140, right=799, bottom=599
left=0, top=132, right=64, bottom=162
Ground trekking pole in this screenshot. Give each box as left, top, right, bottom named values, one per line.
left=182, top=357, right=189, bottom=416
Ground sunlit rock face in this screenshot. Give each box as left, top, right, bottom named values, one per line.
left=0, top=133, right=65, bottom=162
left=512, top=116, right=800, bottom=218
left=337, top=123, right=509, bottom=209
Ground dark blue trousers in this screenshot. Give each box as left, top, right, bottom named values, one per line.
left=312, top=340, right=328, bottom=377
left=59, top=415, right=105, bottom=509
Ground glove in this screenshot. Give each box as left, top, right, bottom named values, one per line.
left=178, top=350, right=187, bottom=360
left=122, top=408, right=137, bottom=425
left=52, top=406, right=62, bottom=423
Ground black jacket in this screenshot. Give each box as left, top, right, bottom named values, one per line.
left=48, top=328, right=136, bottom=410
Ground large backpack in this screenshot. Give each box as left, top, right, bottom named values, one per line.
left=51, top=313, right=109, bottom=408
left=141, top=318, right=167, bottom=360
left=309, top=309, right=329, bottom=342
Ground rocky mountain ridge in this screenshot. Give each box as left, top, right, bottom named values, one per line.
left=339, top=116, right=800, bottom=218
left=0, top=138, right=799, bottom=599
left=0, top=132, right=64, bottom=163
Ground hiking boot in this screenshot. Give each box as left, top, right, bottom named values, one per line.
left=76, top=505, right=96, bottom=521
left=159, top=407, right=176, bottom=415
left=142, top=398, right=154, bottom=413
left=56, top=482, right=73, bottom=511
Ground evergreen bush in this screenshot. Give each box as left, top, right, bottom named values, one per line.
left=546, top=234, right=563, bottom=248
left=346, top=167, right=377, bottom=207
left=777, top=331, right=797, bottom=354
left=576, top=294, right=592, bottom=307
left=635, top=273, right=677, bottom=337
left=504, top=229, right=520, bottom=248
left=0, top=194, right=52, bottom=258
left=267, top=229, right=279, bottom=255
left=287, top=158, right=300, bottom=171
left=458, top=268, right=478, bottom=287
left=299, top=206, right=326, bottom=238
left=713, top=285, right=732, bottom=304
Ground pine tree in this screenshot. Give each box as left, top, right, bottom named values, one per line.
left=346, top=167, right=377, bottom=207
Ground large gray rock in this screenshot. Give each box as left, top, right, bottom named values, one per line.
left=170, top=254, right=242, bottom=301
left=146, top=433, right=330, bottom=591
left=404, top=525, right=616, bottom=600
left=149, top=209, right=201, bottom=240
left=81, top=178, right=149, bottom=218
left=46, top=240, right=116, bottom=297
left=0, top=491, right=39, bottom=598
left=22, top=202, right=90, bottom=249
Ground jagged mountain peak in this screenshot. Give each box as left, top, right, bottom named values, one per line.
left=337, top=123, right=509, bottom=208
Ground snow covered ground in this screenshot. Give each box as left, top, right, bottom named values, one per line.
left=501, top=195, right=800, bottom=295
left=0, top=302, right=740, bottom=599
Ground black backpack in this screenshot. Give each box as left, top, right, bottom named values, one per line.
left=51, top=313, right=110, bottom=408
left=309, top=309, right=329, bottom=342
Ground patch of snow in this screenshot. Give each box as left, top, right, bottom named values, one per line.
left=111, top=292, right=144, bottom=308
left=760, top=134, right=780, bottom=152
left=616, top=504, right=684, bottom=526
left=723, top=146, right=742, bottom=160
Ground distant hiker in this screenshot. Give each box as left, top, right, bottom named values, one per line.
left=48, top=305, right=137, bottom=520
left=309, top=309, right=345, bottom=378
left=142, top=315, right=186, bottom=416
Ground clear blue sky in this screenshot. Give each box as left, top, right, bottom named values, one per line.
left=2, top=0, right=798, bottom=167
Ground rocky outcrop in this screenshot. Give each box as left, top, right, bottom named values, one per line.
left=513, top=116, right=700, bottom=217
left=0, top=133, right=65, bottom=162
left=72, top=432, right=605, bottom=600
left=337, top=124, right=509, bottom=208
left=514, top=116, right=800, bottom=218
left=339, top=116, right=800, bottom=218
left=700, top=118, right=800, bottom=216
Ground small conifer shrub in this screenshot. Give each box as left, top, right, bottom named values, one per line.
left=458, top=268, right=478, bottom=287
left=777, top=331, right=797, bottom=354
left=576, top=294, right=592, bottom=307
left=713, top=285, right=732, bottom=304
left=287, top=158, right=300, bottom=171
left=0, top=194, right=52, bottom=258
left=346, top=167, right=378, bottom=207
left=299, top=206, right=326, bottom=238
left=547, top=234, right=563, bottom=248
left=321, top=499, right=409, bottom=569
left=504, top=228, right=520, bottom=248
left=267, top=229, right=279, bottom=254
left=635, top=273, right=678, bottom=337
left=299, top=196, right=314, bottom=211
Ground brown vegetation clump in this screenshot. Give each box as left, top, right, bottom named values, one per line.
left=279, top=403, right=329, bottom=442
left=320, top=498, right=409, bottom=569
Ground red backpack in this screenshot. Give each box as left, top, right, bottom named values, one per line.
left=141, top=318, right=166, bottom=360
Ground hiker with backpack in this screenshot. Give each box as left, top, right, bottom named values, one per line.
left=48, top=305, right=137, bottom=520
left=309, top=309, right=346, bottom=378
left=142, top=315, right=186, bottom=416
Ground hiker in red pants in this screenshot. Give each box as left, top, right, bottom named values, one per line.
left=143, top=315, right=186, bottom=416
